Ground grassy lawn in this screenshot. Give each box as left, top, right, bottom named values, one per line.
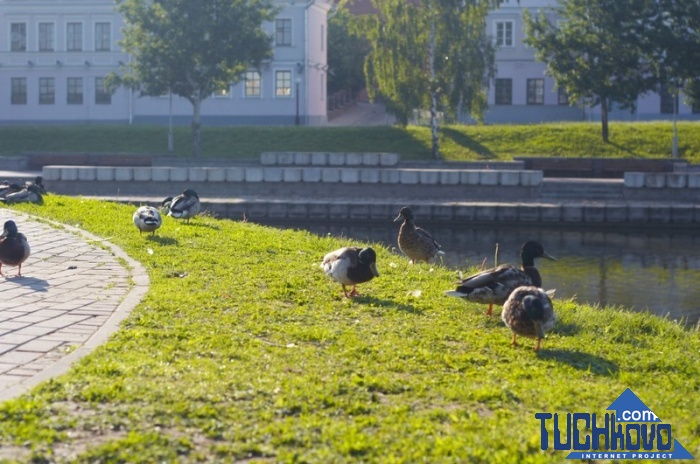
left=0, top=121, right=699, bottom=162
left=0, top=197, right=698, bottom=462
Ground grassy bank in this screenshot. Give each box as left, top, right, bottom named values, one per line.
left=1, top=122, right=699, bottom=162
left=0, top=197, right=698, bottom=462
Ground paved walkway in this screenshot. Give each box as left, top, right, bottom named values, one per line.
left=0, top=210, right=148, bottom=403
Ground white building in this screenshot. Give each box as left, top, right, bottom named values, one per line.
left=485, top=0, right=700, bottom=123
left=0, top=0, right=333, bottom=125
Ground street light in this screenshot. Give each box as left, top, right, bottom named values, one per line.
left=295, top=76, right=301, bottom=126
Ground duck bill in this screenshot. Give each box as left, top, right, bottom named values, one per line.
left=542, top=252, right=557, bottom=261
left=370, top=263, right=380, bottom=277
left=393, top=213, right=402, bottom=222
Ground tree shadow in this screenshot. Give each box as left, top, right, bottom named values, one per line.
left=605, top=141, right=641, bottom=157
left=354, top=296, right=423, bottom=315
left=537, top=349, right=619, bottom=376
left=3, top=275, right=49, bottom=292
left=441, top=127, right=498, bottom=160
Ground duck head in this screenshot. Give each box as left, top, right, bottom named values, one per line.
left=393, top=206, right=414, bottom=223
left=359, top=247, right=380, bottom=277
left=1, top=220, right=19, bottom=238
left=521, top=241, right=556, bottom=266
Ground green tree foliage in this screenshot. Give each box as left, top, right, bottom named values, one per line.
left=327, top=4, right=369, bottom=95
left=524, top=0, right=654, bottom=142
left=114, top=0, right=278, bottom=157
left=354, top=0, right=500, bottom=159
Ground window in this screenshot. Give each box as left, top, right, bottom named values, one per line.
left=244, top=71, right=261, bottom=97
left=11, top=78, right=27, bottom=105
left=276, top=19, right=292, bottom=46
left=275, top=70, right=292, bottom=97
left=94, top=22, right=111, bottom=51
left=67, top=22, right=83, bottom=51
left=39, top=78, right=55, bottom=105
left=495, top=21, right=513, bottom=47
left=495, top=78, right=512, bottom=105
left=39, top=23, right=55, bottom=51
left=659, top=86, right=677, bottom=114
left=67, top=77, right=83, bottom=104
left=95, top=77, right=111, bottom=104
left=557, top=87, right=569, bottom=105
left=527, top=78, right=544, bottom=105
left=11, top=23, right=27, bottom=51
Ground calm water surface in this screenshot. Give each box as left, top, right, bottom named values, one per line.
left=262, top=220, right=700, bottom=327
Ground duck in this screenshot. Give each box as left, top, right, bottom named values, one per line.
left=0, top=182, right=23, bottom=199
left=394, top=206, right=444, bottom=264
left=164, top=189, right=201, bottom=223
left=1, top=184, right=44, bottom=204
left=321, top=246, right=379, bottom=298
left=132, top=205, right=162, bottom=236
left=0, top=220, right=31, bottom=277
left=25, top=176, right=47, bottom=195
left=444, top=240, right=556, bottom=316
left=502, top=286, right=556, bottom=351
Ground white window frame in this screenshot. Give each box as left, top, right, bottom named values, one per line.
left=244, top=71, right=262, bottom=98
left=275, top=18, right=292, bottom=46
left=494, top=20, right=514, bottom=48
left=274, top=70, right=293, bottom=98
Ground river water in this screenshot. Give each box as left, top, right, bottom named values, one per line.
left=262, top=220, right=700, bottom=328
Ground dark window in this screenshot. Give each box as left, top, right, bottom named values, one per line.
left=495, top=78, right=512, bottom=105
left=276, top=19, right=292, bottom=46
left=67, top=22, right=83, bottom=51
left=39, top=23, right=55, bottom=51
left=11, top=78, right=27, bottom=105
left=558, top=87, right=568, bottom=105
left=39, top=77, right=55, bottom=105
left=67, top=77, right=83, bottom=104
left=95, top=22, right=111, bottom=51
left=527, top=78, right=544, bottom=105
left=95, top=77, right=111, bottom=104
left=11, top=23, right=27, bottom=51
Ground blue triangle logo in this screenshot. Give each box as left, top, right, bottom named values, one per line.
left=606, top=388, right=661, bottom=422
left=671, top=440, right=695, bottom=459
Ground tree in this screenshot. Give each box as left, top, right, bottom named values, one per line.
left=115, top=0, right=278, bottom=157
left=524, top=0, right=653, bottom=143
left=327, top=4, right=369, bottom=96
left=353, top=0, right=501, bottom=160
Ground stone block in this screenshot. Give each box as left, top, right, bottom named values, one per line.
left=328, top=203, right=349, bottom=219
left=187, top=168, right=207, bottom=182
left=293, top=152, right=311, bottom=165
left=687, top=173, right=700, bottom=188
left=60, top=167, right=79, bottom=181
left=419, top=171, right=439, bottom=184
left=114, top=167, right=133, bottom=182
left=169, top=167, right=188, bottom=182
left=225, top=167, right=245, bottom=182
left=647, top=205, right=671, bottom=223
left=624, top=172, right=645, bottom=188
left=627, top=205, right=648, bottom=223
left=604, top=206, right=628, bottom=223
left=311, top=153, right=328, bottom=166
left=379, top=153, right=400, bottom=166
left=322, top=169, right=341, bottom=183
left=460, top=171, right=480, bottom=185
left=95, top=167, right=115, bottom=181
left=302, top=168, right=322, bottom=182
left=42, top=167, right=61, bottom=181
left=328, top=153, right=346, bottom=166
left=246, top=203, right=268, bottom=218
left=671, top=205, right=694, bottom=223
left=644, top=173, right=666, bottom=188
left=225, top=202, right=247, bottom=220
left=345, top=153, right=363, bottom=166
left=282, top=168, right=302, bottom=182
left=666, top=173, right=687, bottom=188
left=520, top=170, right=544, bottom=186
left=151, top=167, right=170, bottom=181
left=308, top=203, right=328, bottom=219
left=244, top=167, right=264, bottom=182
left=454, top=205, right=476, bottom=222
left=583, top=206, right=605, bottom=222
left=369, top=204, right=391, bottom=220
left=432, top=205, right=454, bottom=221
left=479, top=171, right=499, bottom=186
left=340, top=169, right=360, bottom=183
left=362, top=153, right=380, bottom=166
left=206, top=168, right=226, bottom=182
left=277, top=152, right=295, bottom=165
left=539, top=205, right=561, bottom=222
left=267, top=203, right=287, bottom=219
left=260, top=152, right=277, bottom=165
left=287, top=203, right=309, bottom=219
left=496, top=205, right=518, bottom=221
left=499, top=171, right=521, bottom=186
left=380, top=169, right=400, bottom=184
left=133, top=167, right=152, bottom=182
left=399, top=170, right=419, bottom=184
left=561, top=205, right=583, bottom=222
left=439, top=171, right=460, bottom=185
left=360, top=169, right=380, bottom=183
left=348, top=204, right=369, bottom=219
left=517, top=205, right=540, bottom=222
left=263, top=167, right=283, bottom=182
left=475, top=205, right=497, bottom=221
left=77, top=167, right=96, bottom=181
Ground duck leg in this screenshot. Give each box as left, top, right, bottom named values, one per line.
left=348, top=285, right=359, bottom=297
left=534, top=338, right=542, bottom=351
left=511, top=333, right=518, bottom=347
left=486, top=303, right=494, bottom=316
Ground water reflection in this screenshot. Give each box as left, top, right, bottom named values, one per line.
left=260, top=220, right=700, bottom=327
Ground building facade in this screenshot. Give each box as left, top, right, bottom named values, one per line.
left=0, top=0, right=333, bottom=125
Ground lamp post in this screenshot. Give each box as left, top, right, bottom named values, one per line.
left=295, top=77, right=301, bottom=126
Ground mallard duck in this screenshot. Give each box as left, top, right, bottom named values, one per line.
left=25, top=176, right=47, bottom=195
left=0, top=220, right=31, bottom=277
left=502, top=286, right=556, bottom=351
left=1, top=184, right=44, bottom=204
left=132, top=205, right=162, bottom=236
left=444, top=240, right=556, bottom=316
left=165, top=189, right=201, bottom=223
left=321, top=246, right=379, bottom=298
left=0, top=182, right=22, bottom=199
left=394, top=206, right=444, bottom=264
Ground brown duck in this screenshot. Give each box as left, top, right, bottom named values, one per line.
left=394, top=207, right=444, bottom=264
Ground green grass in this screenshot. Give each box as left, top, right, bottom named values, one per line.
left=1, top=121, right=699, bottom=162
left=1, top=197, right=699, bottom=463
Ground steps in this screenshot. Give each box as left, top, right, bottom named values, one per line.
left=541, top=178, right=624, bottom=200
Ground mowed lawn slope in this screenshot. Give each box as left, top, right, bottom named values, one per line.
left=0, top=197, right=698, bottom=463
left=0, top=121, right=699, bottom=161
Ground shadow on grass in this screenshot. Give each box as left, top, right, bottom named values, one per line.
left=606, top=141, right=642, bottom=157
left=551, top=321, right=581, bottom=337
left=147, top=235, right=179, bottom=246
left=357, top=296, right=423, bottom=315
left=537, top=349, right=619, bottom=376
left=441, top=127, right=497, bottom=159
left=185, top=221, right=221, bottom=230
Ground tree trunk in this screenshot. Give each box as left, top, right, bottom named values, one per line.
left=191, top=96, right=202, bottom=158
left=429, top=19, right=440, bottom=160
left=601, top=98, right=609, bottom=143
